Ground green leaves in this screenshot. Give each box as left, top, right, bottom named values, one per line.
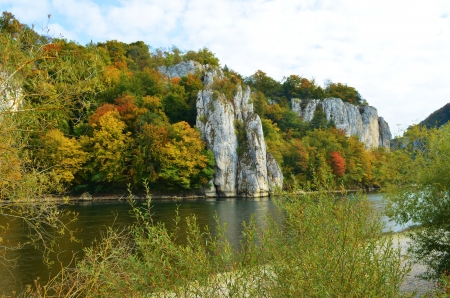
left=385, top=123, right=450, bottom=279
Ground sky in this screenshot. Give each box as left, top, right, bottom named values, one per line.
left=2, top=0, right=450, bottom=137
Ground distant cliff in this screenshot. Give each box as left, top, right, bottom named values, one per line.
left=160, top=61, right=283, bottom=197
left=291, top=98, right=392, bottom=149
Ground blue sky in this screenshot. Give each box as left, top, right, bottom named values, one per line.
left=2, top=0, right=450, bottom=136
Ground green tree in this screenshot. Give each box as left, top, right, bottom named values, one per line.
left=245, top=70, right=282, bottom=100
left=183, top=47, right=220, bottom=66
left=282, top=75, right=325, bottom=100
left=324, top=81, right=364, bottom=105
left=161, top=93, right=189, bottom=124
left=385, top=123, right=450, bottom=279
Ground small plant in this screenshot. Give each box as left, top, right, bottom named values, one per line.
left=234, top=119, right=248, bottom=157
left=198, top=114, right=208, bottom=124
left=211, top=77, right=237, bottom=100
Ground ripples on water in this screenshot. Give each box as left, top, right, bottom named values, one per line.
left=0, top=193, right=407, bottom=295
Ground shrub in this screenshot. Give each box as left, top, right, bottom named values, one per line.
left=28, top=186, right=408, bottom=297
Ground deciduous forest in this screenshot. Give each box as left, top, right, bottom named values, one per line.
left=0, top=12, right=406, bottom=198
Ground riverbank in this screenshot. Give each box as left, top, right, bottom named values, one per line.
left=391, top=233, right=437, bottom=296
left=13, top=186, right=377, bottom=204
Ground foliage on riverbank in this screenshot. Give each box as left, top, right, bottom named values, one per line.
left=25, top=186, right=408, bottom=297
left=386, top=123, right=450, bottom=282
left=0, top=12, right=397, bottom=198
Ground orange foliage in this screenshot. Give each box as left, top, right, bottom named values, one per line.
left=114, top=94, right=148, bottom=128
left=171, top=77, right=181, bottom=85
left=113, top=61, right=128, bottom=70
left=42, top=43, right=61, bottom=55
left=88, top=104, right=117, bottom=127
left=329, top=151, right=345, bottom=177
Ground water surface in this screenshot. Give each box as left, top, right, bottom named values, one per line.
left=0, top=193, right=406, bottom=295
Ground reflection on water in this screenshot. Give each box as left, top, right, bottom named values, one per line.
left=0, top=193, right=407, bottom=295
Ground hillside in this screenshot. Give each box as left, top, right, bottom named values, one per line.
left=420, top=102, right=450, bottom=128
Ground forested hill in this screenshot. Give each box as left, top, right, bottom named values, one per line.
left=420, top=102, right=450, bottom=129
left=1, top=12, right=395, bottom=198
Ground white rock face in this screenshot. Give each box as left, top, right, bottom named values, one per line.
left=291, top=97, right=391, bottom=148
left=158, top=61, right=223, bottom=87
left=196, top=76, right=283, bottom=197
left=291, top=98, right=320, bottom=122
left=159, top=61, right=284, bottom=197
left=378, top=117, right=392, bottom=149
left=158, top=61, right=201, bottom=78
left=0, top=71, right=22, bottom=113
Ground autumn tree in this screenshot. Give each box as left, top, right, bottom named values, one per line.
left=158, top=121, right=214, bottom=189
left=36, top=129, right=87, bottom=190
left=329, top=151, right=345, bottom=178
left=0, top=12, right=103, bottom=198
left=245, top=70, right=283, bottom=100
left=132, top=121, right=214, bottom=189
left=81, top=111, right=131, bottom=187
left=324, top=81, right=364, bottom=105
left=282, top=75, right=325, bottom=100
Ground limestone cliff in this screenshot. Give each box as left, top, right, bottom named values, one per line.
left=0, top=71, right=22, bottom=113
left=159, top=61, right=283, bottom=197
left=291, top=97, right=391, bottom=149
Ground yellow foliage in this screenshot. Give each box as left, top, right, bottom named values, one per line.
left=37, top=129, right=87, bottom=185
left=82, top=111, right=131, bottom=183
left=103, top=65, right=122, bottom=86
left=158, top=121, right=208, bottom=189
left=0, top=137, right=22, bottom=196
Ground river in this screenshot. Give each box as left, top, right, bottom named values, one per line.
left=0, top=192, right=407, bottom=296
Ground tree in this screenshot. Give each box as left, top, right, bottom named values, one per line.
left=36, top=129, right=87, bottom=189
left=245, top=70, right=282, bottom=100
left=385, top=123, right=450, bottom=279
left=183, top=47, right=220, bottom=66
left=329, top=151, right=345, bottom=178
left=282, top=75, right=325, bottom=100
left=324, top=81, right=364, bottom=105
left=161, top=93, right=189, bottom=124
left=0, top=12, right=103, bottom=198
left=0, top=11, right=94, bottom=272
left=81, top=111, right=131, bottom=186
left=158, top=121, right=214, bottom=189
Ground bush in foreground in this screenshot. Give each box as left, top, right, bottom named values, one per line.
left=27, top=189, right=409, bottom=297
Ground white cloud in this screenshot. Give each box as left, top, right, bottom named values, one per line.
left=2, top=0, right=450, bottom=136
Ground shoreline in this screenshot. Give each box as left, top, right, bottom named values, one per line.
left=5, top=186, right=381, bottom=204
left=390, top=233, right=437, bottom=296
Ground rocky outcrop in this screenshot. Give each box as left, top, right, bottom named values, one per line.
left=158, top=61, right=222, bottom=86
left=197, top=84, right=283, bottom=197
left=159, top=61, right=283, bottom=197
left=291, top=97, right=391, bottom=149
left=158, top=61, right=201, bottom=78
left=291, top=98, right=320, bottom=122
left=378, top=117, right=392, bottom=147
